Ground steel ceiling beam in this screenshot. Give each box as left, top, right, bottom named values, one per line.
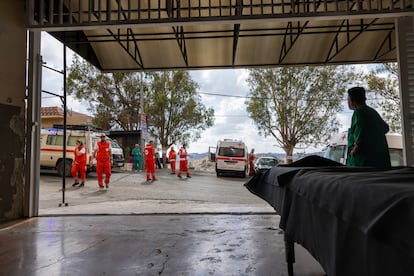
left=41, top=0, right=402, bottom=70
left=279, top=21, right=309, bottom=64
left=108, top=0, right=145, bottom=68
left=171, top=25, right=189, bottom=67
left=374, top=31, right=395, bottom=60
left=57, top=21, right=394, bottom=44
left=107, top=28, right=144, bottom=68
left=232, top=0, right=244, bottom=66
left=166, top=1, right=189, bottom=68
left=27, top=0, right=414, bottom=31
left=325, top=18, right=378, bottom=62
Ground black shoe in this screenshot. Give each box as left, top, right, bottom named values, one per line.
left=187, top=175, right=192, bottom=178
left=79, top=182, right=85, bottom=187
left=72, top=182, right=79, bottom=187
left=177, top=175, right=182, bottom=179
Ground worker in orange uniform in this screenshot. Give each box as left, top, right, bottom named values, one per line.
left=168, top=146, right=177, bottom=174
left=144, top=140, right=157, bottom=182
left=249, top=148, right=255, bottom=176
left=177, top=143, right=191, bottom=179
left=72, top=140, right=87, bottom=187
left=93, top=134, right=112, bottom=190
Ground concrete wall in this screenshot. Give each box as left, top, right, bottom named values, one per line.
left=0, top=1, right=27, bottom=220
left=396, top=16, right=414, bottom=166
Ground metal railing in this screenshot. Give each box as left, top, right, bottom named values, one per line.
left=27, top=0, right=414, bottom=30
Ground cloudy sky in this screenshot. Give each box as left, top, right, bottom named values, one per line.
left=40, top=32, right=353, bottom=154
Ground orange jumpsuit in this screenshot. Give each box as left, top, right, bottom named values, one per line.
left=168, top=149, right=177, bottom=174
left=249, top=153, right=255, bottom=176
left=95, top=140, right=112, bottom=188
left=178, top=146, right=190, bottom=177
left=144, top=143, right=157, bottom=181
left=72, top=144, right=87, bottom=184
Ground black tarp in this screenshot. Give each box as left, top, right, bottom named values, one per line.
left=245, top=156, right=414, bottom=276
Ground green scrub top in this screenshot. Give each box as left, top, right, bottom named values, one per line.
left=346, top=105, right=391, bottom=167
left=131, top=148, right=142, bottom=160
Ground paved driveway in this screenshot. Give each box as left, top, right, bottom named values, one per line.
left=39, top=168, right=274, bottom=215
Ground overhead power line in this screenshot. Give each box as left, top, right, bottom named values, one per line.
left=198, top=92, right=250, bottom=98
left=199, top=91, right=389, bottom=104
left=215, top=114, right=249, bottom=117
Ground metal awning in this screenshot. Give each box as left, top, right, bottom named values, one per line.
left=28, top=0, right=414, bottom=71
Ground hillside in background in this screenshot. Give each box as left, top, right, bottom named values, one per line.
left=189, top=151, right=325, bottom=172
left=189, top=151, right=325, bottom=162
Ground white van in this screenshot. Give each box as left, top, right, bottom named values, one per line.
left=40, top=128, right=94, bottom=176
left=324, top=131, right=404, bottom=166
left=40, top=125, right=125, bottom=176
left=210, top=139, right=248, bottom=177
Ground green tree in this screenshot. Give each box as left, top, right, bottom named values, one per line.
left=246, top=66, right=359, bottom=162
left=145, top=71, right=214, bottom=163
left=366, top=63, right=401, bottom=133
left=67, top=55, right=144, bottom=130
left=67, top=56, right=214, bottom=163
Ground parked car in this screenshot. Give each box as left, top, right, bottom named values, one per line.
left=254, top=156, right=279, bottom=174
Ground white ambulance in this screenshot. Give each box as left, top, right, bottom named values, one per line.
left=324, top=130, right=404, bottom=166
left=40, top=125, right=125, bottom=176
left=211, top=139, right=248, bottom=177
left=40, top=128, right=95, bottom=176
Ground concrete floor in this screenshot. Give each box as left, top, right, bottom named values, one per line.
left=0, top=214, right=325, bottom=276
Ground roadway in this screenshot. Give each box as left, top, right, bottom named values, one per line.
left=39, top=167, right=275, bottom=215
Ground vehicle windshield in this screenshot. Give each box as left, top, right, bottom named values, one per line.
left=258, top=158, right=278, bottom=166
left=389, top=148, right=404, bottom=166
left=107, top=138, right=121, bottom=148
left=218, top=147, right=244, bottom=157
left=324, top=145, right=346, bottom=163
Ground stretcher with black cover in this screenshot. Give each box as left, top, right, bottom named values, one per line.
left=245, top=156, right=414, bottom=276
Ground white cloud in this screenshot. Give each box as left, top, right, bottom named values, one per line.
left=41, top=32, right=90, bottom=115
left=187, top=69, right=282, bottom=153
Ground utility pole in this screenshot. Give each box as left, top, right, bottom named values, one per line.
left=140, top=72, right=146, bottom=169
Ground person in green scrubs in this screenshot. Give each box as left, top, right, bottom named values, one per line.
left=346, top=87, right=391, bottom=167
left=131, top=143, right=142, bottom=171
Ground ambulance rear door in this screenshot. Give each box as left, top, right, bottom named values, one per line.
left=215, top=140, right=248, bottom=177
